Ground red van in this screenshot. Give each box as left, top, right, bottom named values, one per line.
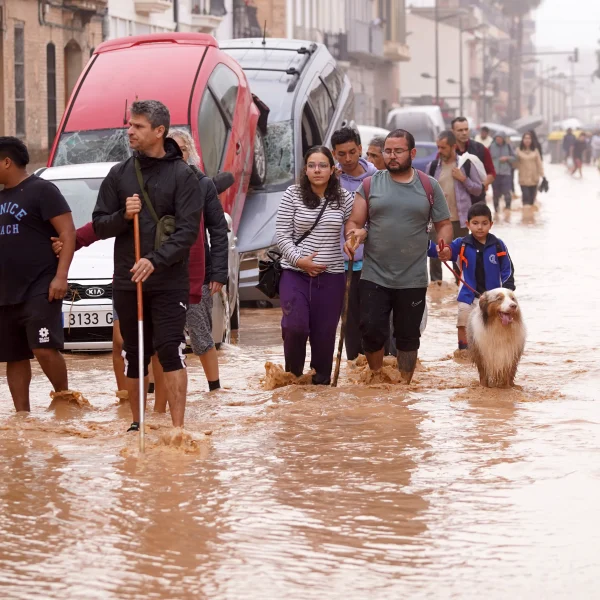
left=48, top=33, right=268, bottom=232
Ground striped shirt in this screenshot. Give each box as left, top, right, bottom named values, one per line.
left=276, top=184, right=354, bottom=274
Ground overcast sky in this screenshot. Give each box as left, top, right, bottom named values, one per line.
left=534, top=0, right=600, bottom=51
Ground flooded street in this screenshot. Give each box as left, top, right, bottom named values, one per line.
left=1, top=163, right=600, bottom=598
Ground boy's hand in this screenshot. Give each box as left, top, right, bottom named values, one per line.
left=437, top=245, right=452, bottom=261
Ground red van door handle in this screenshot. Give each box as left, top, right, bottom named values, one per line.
left=235, top=141, right=241, bottom=155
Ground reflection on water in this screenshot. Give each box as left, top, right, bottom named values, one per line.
left=1, top=164, right=600, bottom=598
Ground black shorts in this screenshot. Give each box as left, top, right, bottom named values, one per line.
left=113, top=288, right=188, bottom=378
left=0, top=295, right=64, bottom=362
left=359, top=281, right=426, bottom=353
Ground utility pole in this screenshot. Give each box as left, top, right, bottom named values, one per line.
left=434, top=0, right=439, bottom=105
left=458, top=17, right=464, bottom=116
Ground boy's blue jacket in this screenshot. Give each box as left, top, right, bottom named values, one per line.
left=428, top=233, right=515, bottom=304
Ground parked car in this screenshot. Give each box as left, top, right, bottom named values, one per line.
left=47, top=33, right=268, bottom=328
left=220, top=38, right=354, bottom=302
left=356, top=125, right=389, bottom=152
left=412, top=142, right=438, bottom=172
left=386, top=106, right=445, bottom=142
left=36, top=163, right=239, bottom=351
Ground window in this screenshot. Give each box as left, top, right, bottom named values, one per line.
left=308, top=77, right=334, bottom=138
left=47, top=43, right=57, bottom=146
left=321, top=64, right=344, bottom=108
left=198, top=91, right=228, bottom=177
left=208, top=64, right=239, bottom=123
left=14, top=25, right=25, bottom=136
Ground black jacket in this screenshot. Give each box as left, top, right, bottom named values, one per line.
left=92, top=138, right=203, bottom=291
left=189, top=165, right=229, bottom=285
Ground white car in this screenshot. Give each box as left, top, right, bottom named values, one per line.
left=37, top=163, right=240, bottom=351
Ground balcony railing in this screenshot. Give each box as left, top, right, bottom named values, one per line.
left=191, top=0, right=226, bottom=32
left=347, top=19, right=385, bottom=60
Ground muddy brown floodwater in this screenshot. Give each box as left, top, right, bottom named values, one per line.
left=1, top=163, right=600, bottom=599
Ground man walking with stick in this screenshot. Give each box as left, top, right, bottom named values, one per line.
left=93, top=100, right=204, bottom=432
left=344, top=129, right=452, bottom=384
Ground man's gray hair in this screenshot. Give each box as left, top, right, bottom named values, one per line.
left=438, top=130, right=457, bottom=146
left=168, top=128, right=200, bottom=166
left=368, top=136, right=386, bottom=151
left=130, top=100, right=170, bottom=137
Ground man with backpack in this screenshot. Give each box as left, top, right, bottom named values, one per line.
left=427, top=131, right=483, bottom=283
left=451, top=117, right=495, bottom=203
left=344, top=129, right=452, bottom=384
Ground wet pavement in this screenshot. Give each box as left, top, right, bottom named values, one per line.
left=1, top=163, right=599, bottom=598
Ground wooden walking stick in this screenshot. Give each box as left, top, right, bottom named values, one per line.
left=133, top=213, right=145, bottom=453
left=332, top=233, right=356, bottom=387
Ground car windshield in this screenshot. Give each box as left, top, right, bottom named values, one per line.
left=51, top=178, right=103, bottom=228
left=53, top=126, right=192, bottom=166
left=264, top=120, right=294, bottom=189
left=54, top=129, right=131, bottom=166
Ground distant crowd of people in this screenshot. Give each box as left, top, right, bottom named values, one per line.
left=562, top=128, right=600, bottom=178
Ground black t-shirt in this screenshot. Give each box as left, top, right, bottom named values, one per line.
left=573, top=140, right=587, bottom=160
left=0, top=175, right=71, bottom=306
left=474, top=239, right=486, bottom=295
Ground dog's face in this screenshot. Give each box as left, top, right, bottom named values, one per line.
left=479, top=289, right=520, bottom=326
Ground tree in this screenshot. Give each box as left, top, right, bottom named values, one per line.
left=495, top=0, right=544, bottom=120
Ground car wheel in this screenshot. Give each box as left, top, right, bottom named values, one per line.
left=250, top=128, right=267, bottom=186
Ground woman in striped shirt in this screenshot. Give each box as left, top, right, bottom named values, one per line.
left=276, top=146, right=354, bottom=385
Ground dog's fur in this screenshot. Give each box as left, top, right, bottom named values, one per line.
left=467, top=288, right=526, bottom=388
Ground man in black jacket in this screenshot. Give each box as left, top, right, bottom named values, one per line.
left=93, top=100, right=204, bottom=431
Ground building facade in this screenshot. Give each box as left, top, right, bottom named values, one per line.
left=0, top=0, right=105, bottom=162
left=250, top=0, right=411, bottom=127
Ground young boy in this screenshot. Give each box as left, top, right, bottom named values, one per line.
left=428, top=202, right=515, bottom=352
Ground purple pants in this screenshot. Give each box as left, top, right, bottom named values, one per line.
left=279, top=269, right=346, bottom=384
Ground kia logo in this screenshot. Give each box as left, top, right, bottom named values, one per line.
left=85, top=287, right=105, bottom=298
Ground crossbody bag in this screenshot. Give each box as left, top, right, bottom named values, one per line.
left=134, top=158, right=176, bottom=250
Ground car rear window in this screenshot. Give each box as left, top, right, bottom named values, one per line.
left=50, top=178, right=103, bottom=228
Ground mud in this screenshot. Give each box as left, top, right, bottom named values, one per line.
left=0, top=164, right=599, bottom=598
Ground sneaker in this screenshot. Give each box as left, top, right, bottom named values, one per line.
left=127, top=422, right=140, bottom=432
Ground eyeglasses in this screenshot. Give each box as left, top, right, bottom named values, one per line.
left=306, top=163, right=331, bottom=170
left=383, top=148, right=410, bottom=157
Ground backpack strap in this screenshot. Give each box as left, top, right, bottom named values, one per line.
left=496, top=241, right=507, bottom=257
left=458, top=242, right=468, bottom=273
left=415, top=169, right=435, bottom=233
left=428, top=159, right=438, bottom=177
left=134, top=158, right=160, bottom=225
left=362, top=176, right=372, bottom=202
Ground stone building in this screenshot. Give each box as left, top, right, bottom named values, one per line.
left=0, top=0, right=106, bottom=163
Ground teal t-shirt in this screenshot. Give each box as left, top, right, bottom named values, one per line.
left=356, top=169, right=450, bottom=289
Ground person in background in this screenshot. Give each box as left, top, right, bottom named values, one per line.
left=515, top=132, right=544, bottom=209
left=365, top=136, right=387, bottom=171
left=331, top=127, right=377, bottom=361
left=276, top=146, right=354, bottom=385
left=427, top=130, right=482, bottom=283
left=344, top=129, right=452, bottom=384
left=562, top=128, right=576, bottom=163
left=591, top=130, right=600, bottom=165
left=451, top=117, right=495, bottom=200
left=93, top=100, right=203, bottom=432
left=489, top=132, right=516, bottom=214
left=475, top=126, right=493, bottom=149
left=570, top=132, right=587, bottom=178
left=0, top=137, right=76, bottom=413
left=168, top=128, right=228, bottom=394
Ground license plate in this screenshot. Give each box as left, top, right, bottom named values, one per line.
left=64, top=311, right=113, bottom=328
